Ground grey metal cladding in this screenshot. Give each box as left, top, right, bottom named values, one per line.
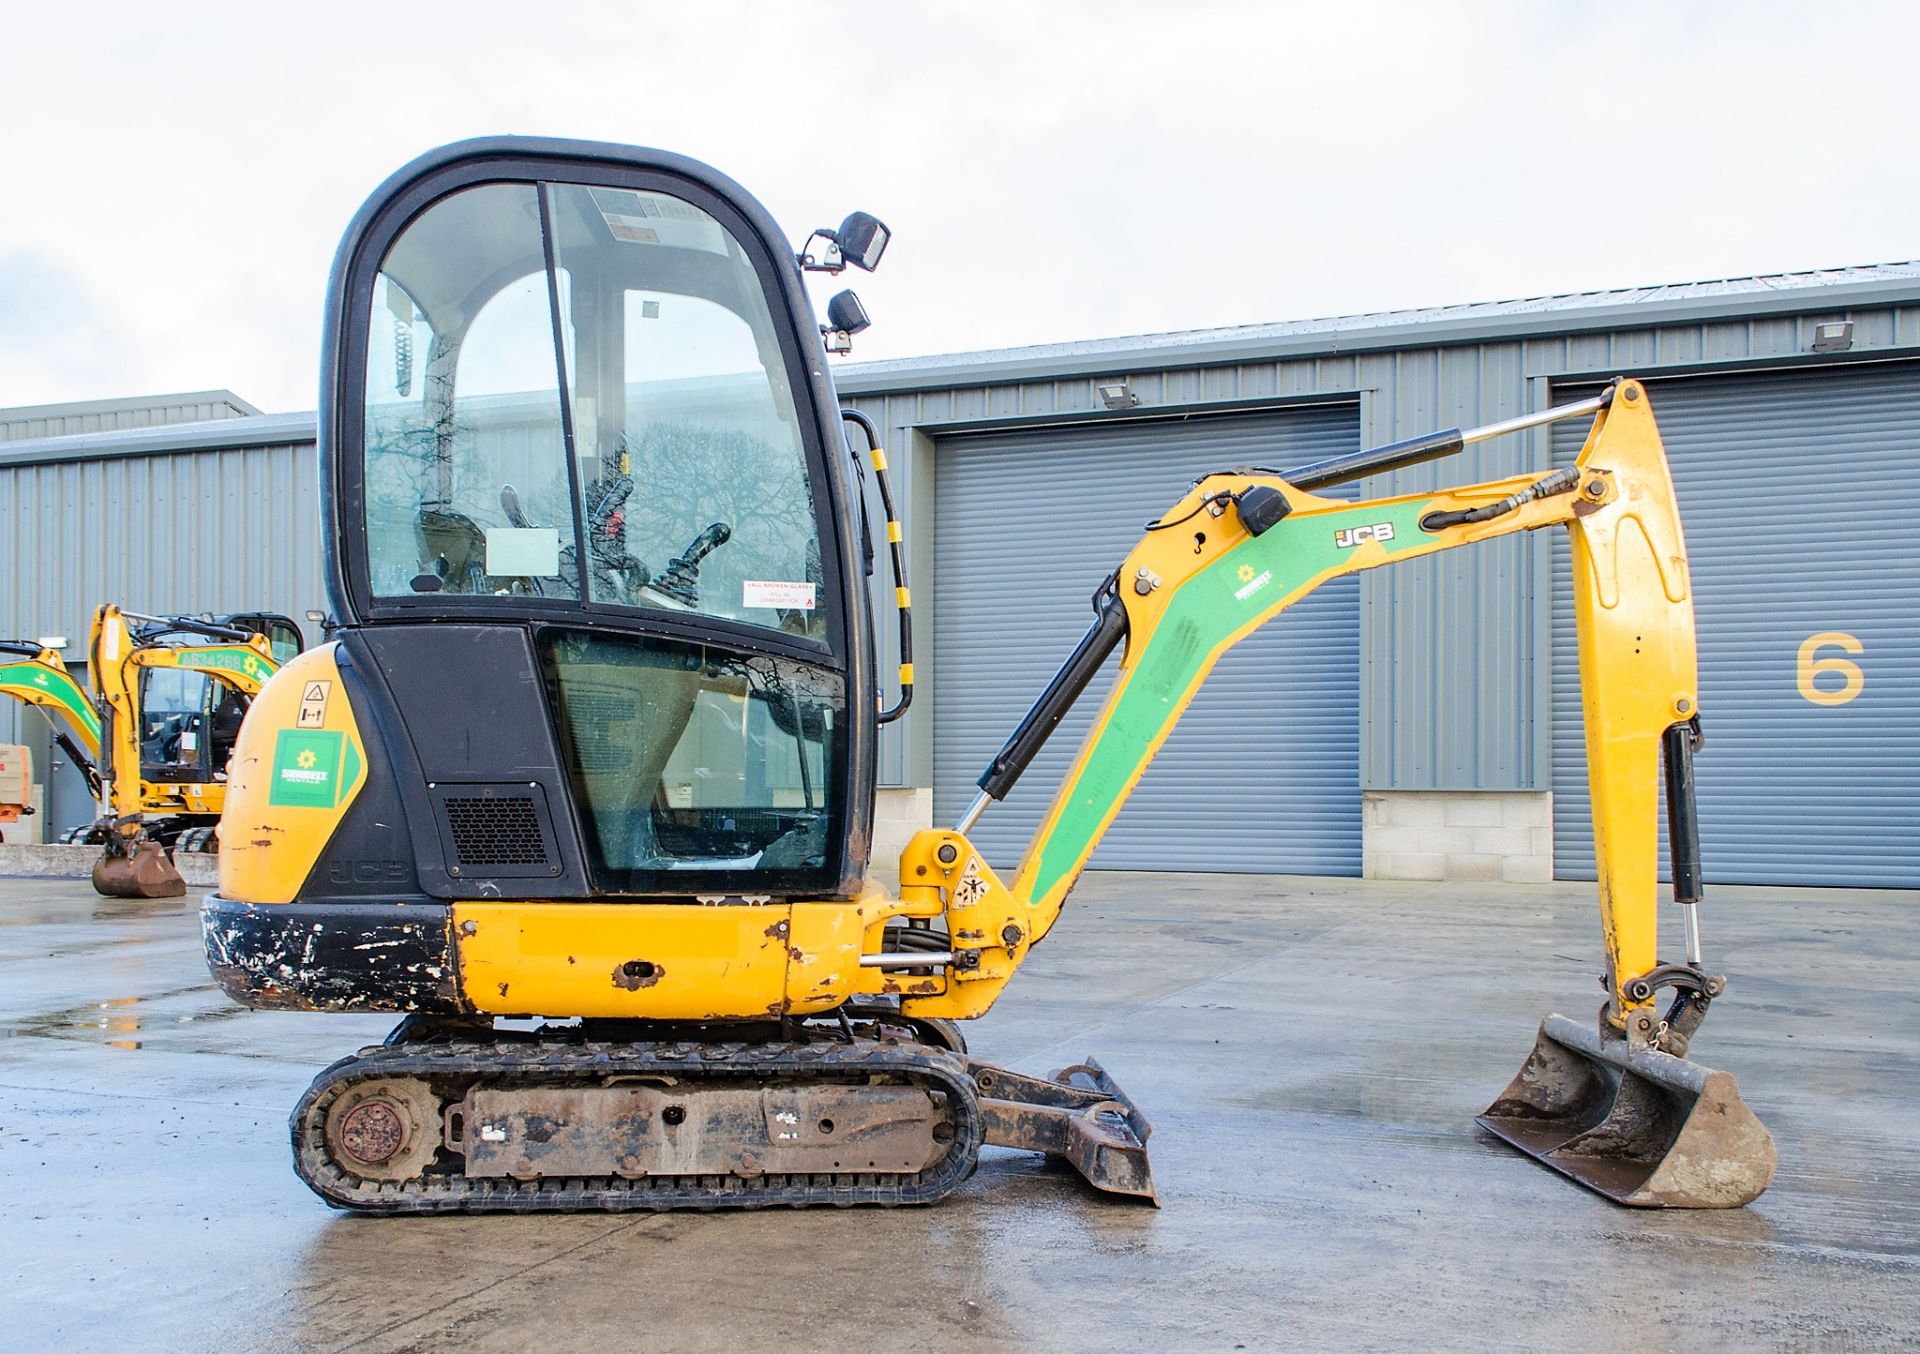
left=837, top=264, right=1920, bottom=397
left=1550, top=360, right=1920, bottom=887
left=0, top=390, right=259, bottom=443
left=0, top=438, right=325, bottom=667
left=931, top=404, right=1364, bottom=877
left=1356, top=340, right=1546, bottom=792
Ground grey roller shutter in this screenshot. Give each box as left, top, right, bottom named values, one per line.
left=933, top=405, right=1362, bottom=876
left=1551, top=362, right=1920, bottom=886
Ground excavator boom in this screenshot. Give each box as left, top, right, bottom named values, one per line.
left=0, top=641, right=101, bottom=761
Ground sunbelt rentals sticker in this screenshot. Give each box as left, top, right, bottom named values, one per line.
left=269, top=729, right=346, bottom=808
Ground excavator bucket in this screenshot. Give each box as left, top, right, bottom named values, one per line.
left=1477, top=1013, right=1775, bottom=1208
left=92, top=839, right=187, bottom=899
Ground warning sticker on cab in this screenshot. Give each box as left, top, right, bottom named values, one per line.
left=269, top=729, right=344, bottom=808
left=297, top=680, right=330, bottom=729
left=743, top=580, right=817, bottom=610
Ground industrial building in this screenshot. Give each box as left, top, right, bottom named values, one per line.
left=3, top=264, right=1916, bottom=887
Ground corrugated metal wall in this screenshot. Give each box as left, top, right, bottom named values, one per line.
left=0, top=438, right=325, bottom=752
left=0, top=392, right=256, bottom=443
left=844, top=301, right=1920, bottom=796
left=1550, top=361, right=1920, bottom=886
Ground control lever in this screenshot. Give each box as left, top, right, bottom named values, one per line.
left=655, top=522, right=733, bottom=605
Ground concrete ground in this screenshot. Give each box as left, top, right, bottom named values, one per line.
left=2, top=871, right=1914, bottom=1353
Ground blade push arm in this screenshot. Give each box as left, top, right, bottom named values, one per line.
left=885, top=380, right=1700, bottom=1042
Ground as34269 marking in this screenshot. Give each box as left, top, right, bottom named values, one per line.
left=1334, top=522, right=1396, bottom=549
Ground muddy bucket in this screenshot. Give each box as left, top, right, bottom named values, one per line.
left=92, top=839, right=187, bottom=899
left=1477, top=1013, right=1775, bottom=1208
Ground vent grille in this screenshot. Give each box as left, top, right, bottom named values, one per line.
left=443, top=794, right=547, bottom=867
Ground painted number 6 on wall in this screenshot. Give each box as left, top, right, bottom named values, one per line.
left=1797, top=632, right=1864, bottom=706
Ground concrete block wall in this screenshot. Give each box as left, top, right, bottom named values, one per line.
left=871, top=786, right=934, bottom=878
left=1363, top=791, right=1552, bottom=883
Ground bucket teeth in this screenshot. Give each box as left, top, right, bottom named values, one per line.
left=1477, top=1013, right=1776, bottom=1208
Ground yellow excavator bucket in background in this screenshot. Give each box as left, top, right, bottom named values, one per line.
left=1478, top=1014, right=1776, bottom=1207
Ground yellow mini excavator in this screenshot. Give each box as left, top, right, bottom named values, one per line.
left=77, top=606, right=304, bottom=897
left=202, top=137, right=1775, bottom=1213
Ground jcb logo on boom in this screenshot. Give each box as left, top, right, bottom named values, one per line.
left=1334, top=522, right=1395, bottom=550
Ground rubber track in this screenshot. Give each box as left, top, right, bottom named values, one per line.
left=291, top=1037, right=983, bottom=1214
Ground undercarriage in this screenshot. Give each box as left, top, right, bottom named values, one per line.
left=293, top=1012, right=1155, bottom=1212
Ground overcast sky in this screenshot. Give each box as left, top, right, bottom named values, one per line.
left=4, top=1, right=1916, bottom=414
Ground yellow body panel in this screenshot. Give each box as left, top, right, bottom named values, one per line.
left=217, top=644, right=369, bottom=903
left=455, top=899, right=880, bottom=1019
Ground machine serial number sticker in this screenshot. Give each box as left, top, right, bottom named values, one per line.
left=269, top=729, right=345, bottom=808
left=743, top=580, right=817, bottom=610
left=297, top=680, right=330, bottom=729
left=1334, top=522, right=1396, bottom=549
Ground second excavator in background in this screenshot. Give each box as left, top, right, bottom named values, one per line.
left=1, top=606, right=305, bottom=897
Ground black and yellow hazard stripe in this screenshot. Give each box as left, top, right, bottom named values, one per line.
left=844, top=409, right=913, bottom=721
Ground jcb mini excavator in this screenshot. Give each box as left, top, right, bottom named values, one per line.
left=66, top=606, right=304, bottom=897
left=203, top=137, right=1775, bottom=1212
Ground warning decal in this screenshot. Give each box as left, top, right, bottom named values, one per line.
left=743, top=580, right=817, bottom=610
left=297, top=680, right=330, bottom=729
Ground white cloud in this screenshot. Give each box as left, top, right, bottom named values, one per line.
left=2, top=0, right=1916, bottom=412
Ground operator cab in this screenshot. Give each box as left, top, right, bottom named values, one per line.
left=220, top=612, right=306, bottom=665
left=322, top=139, right=879, bottom=899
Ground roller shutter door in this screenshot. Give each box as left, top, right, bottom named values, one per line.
left=1551, top=362, right=1920, bottom=886
left=933, top=405, right=1363, bottom=876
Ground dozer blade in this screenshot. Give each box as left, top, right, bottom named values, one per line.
left=969, top=1057, right=1158, bottom=1204
left=92, top=840, right=187, bottom=899
left=1477, top=1013, right=1775, bottom=1208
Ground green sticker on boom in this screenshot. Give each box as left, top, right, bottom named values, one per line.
left=187, top=646, right=275, bottom=684
left=269, top=729, right=345, bottom=808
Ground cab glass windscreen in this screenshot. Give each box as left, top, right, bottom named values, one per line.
left=541, top=630, right=844, bottom=892
left=362, top=182, right=578, bottom=600
left=359, top=176, right=826, bottom=646
left=544, top=183, right=825, bottom=644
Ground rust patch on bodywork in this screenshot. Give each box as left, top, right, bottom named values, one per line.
left=612, top=959, right=664, bottom=991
